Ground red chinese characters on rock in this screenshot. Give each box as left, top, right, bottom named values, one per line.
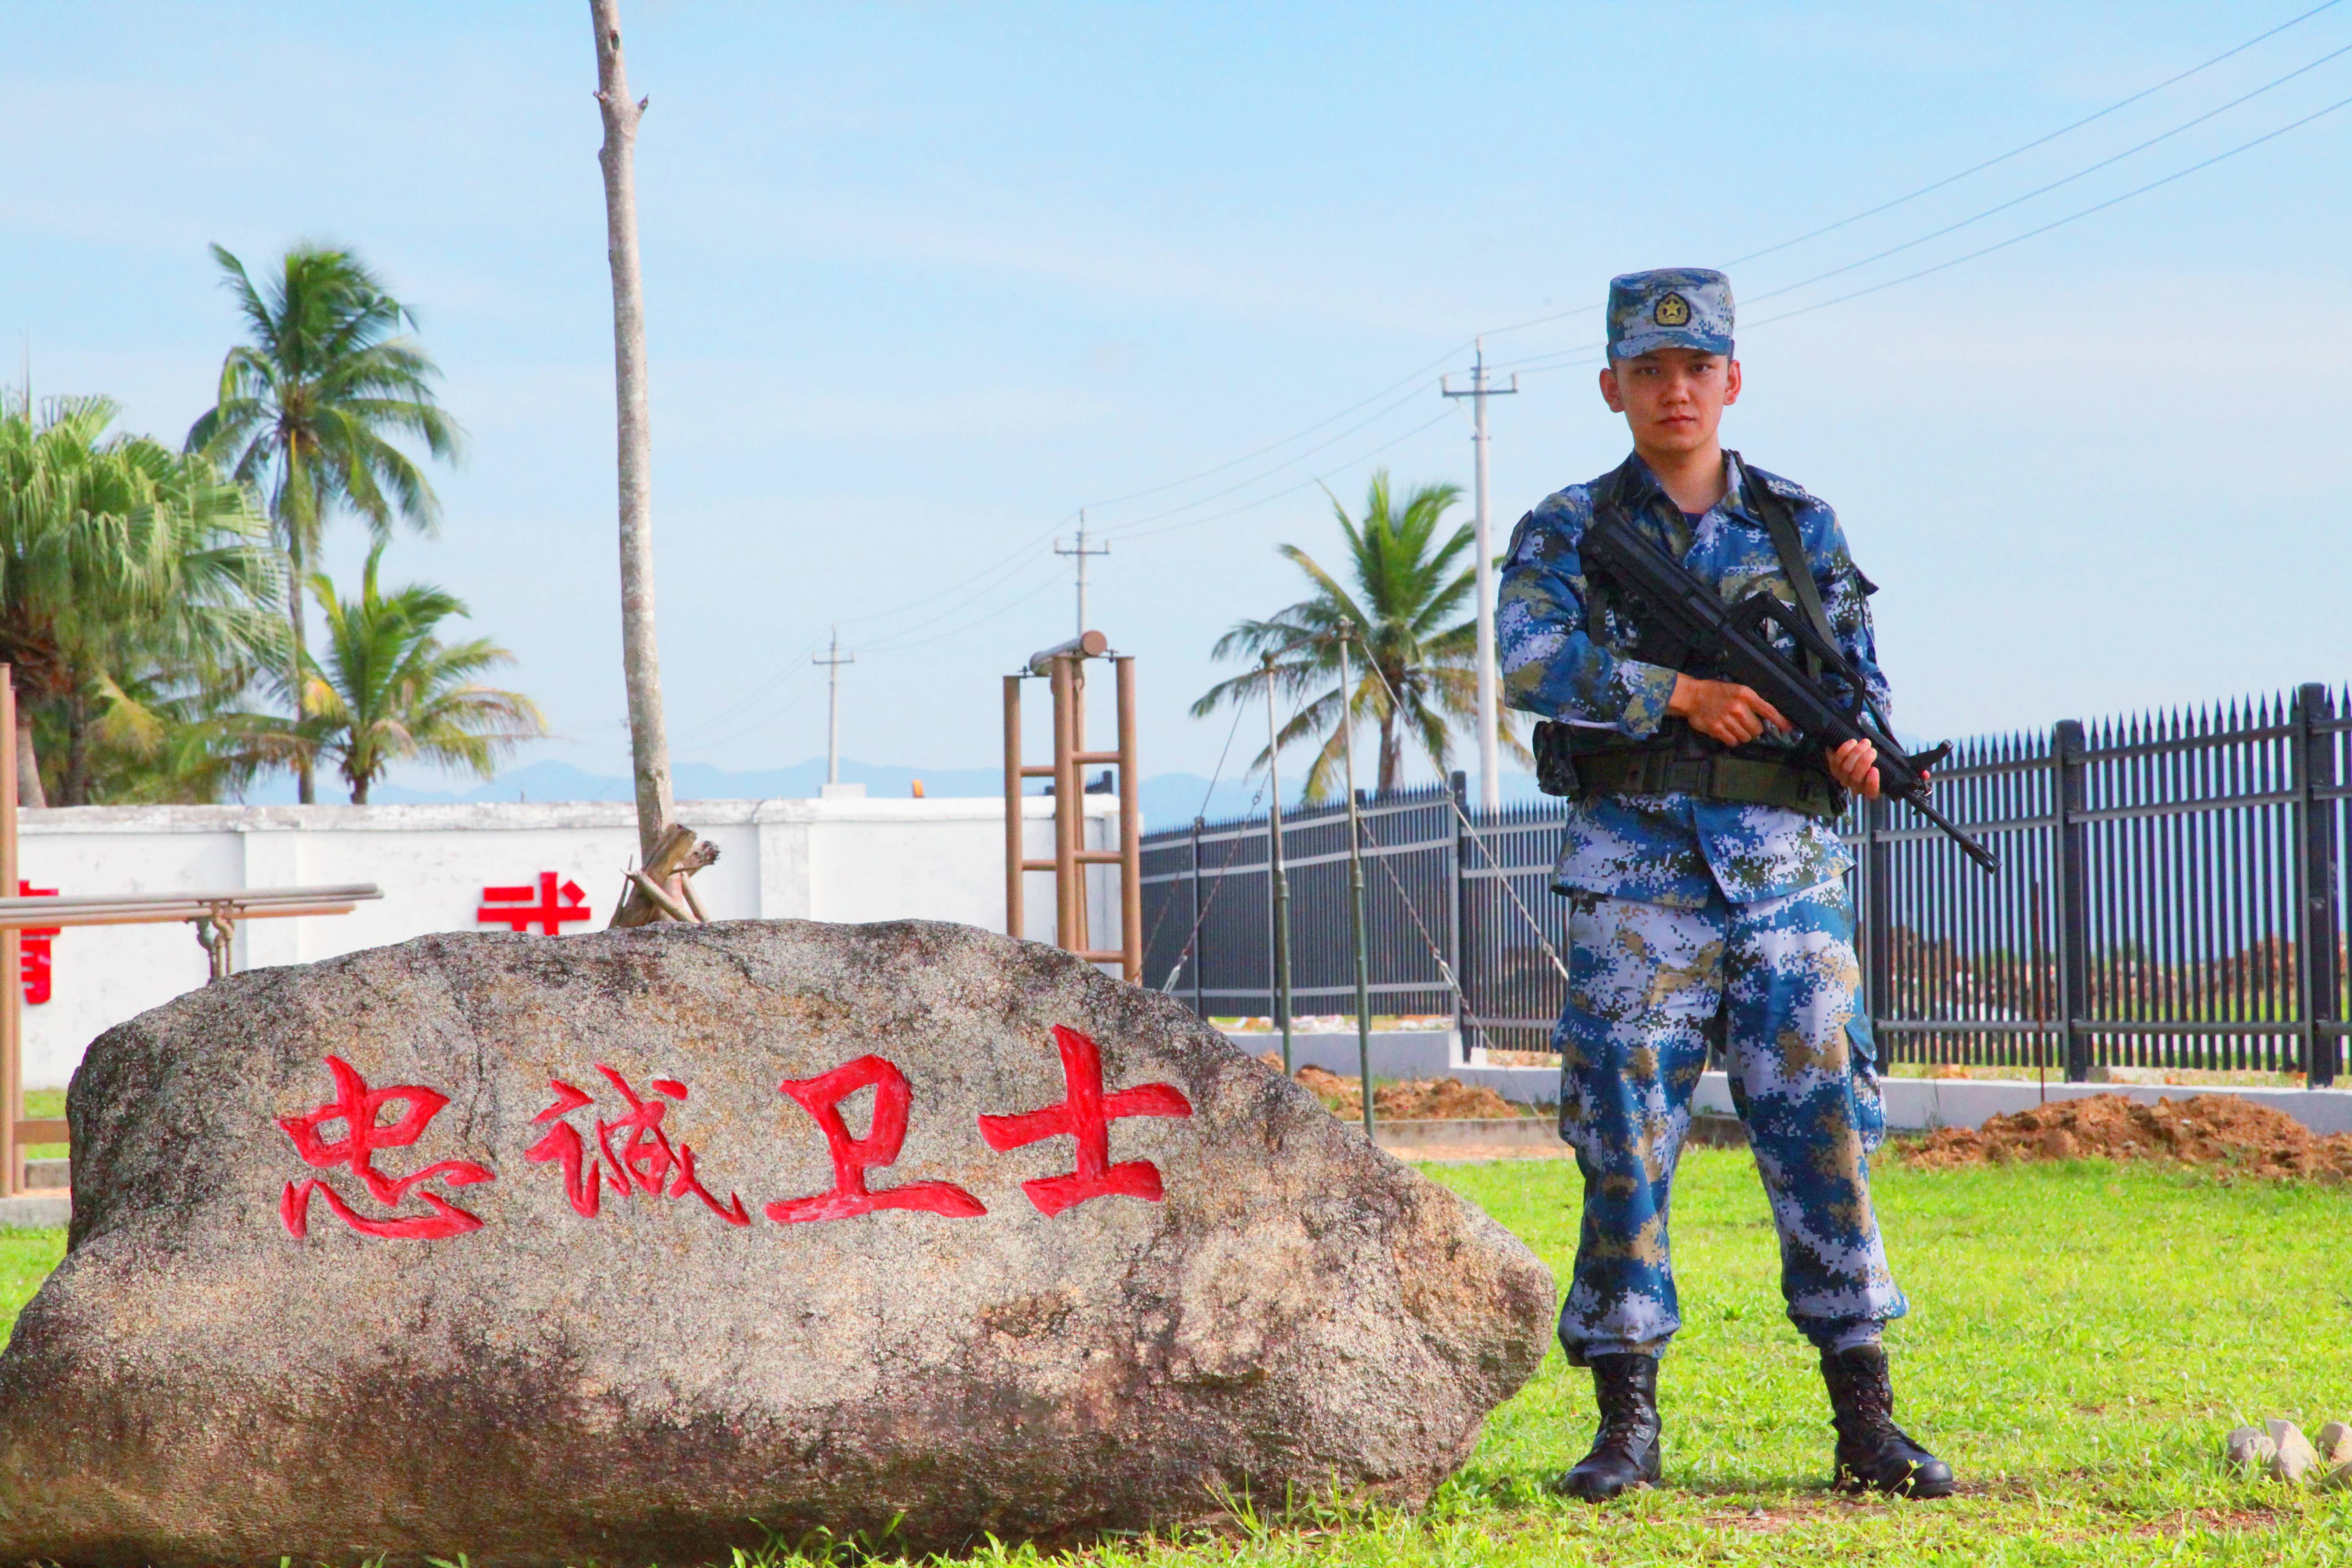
left=279, top=1056, right=497, bottom=1240
left=272, top=1028, right=1192, bottom=1243
left=767, top=1054, right=986, bottom=1224
left=980, top=1025, right=1193, bottom=1217
left=477, top=872, right=593, bottom=935
left=16, top=882, right=56, bottom=1005
left=527, top=1065, right=749, bottom=1226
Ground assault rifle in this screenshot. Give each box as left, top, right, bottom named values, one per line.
left=1581, top=509, right=1999, bottom=875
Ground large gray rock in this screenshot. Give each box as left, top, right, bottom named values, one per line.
left=0, top=920, right=1552, bottom=1566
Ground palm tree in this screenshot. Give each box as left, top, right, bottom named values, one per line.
left=289, top=544, right=544, bottom=805
left=186, top=243, right=464, bottom=803
left=1191, top=469, right=1529, bottom=799
left=0, top=393, right=285, bottom=804
left=53, top=669, right=281, bottom=805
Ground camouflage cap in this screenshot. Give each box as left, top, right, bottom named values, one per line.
left=1606, top=268, right=1734, bottom=360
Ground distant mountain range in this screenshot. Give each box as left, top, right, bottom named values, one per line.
left=246, top=757, right=1553, bottom=833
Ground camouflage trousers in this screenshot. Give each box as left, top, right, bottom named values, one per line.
left=1553, top=879, right=1905, bottom=1363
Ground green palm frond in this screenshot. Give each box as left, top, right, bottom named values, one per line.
left=0, top=392, right=290, bottom=802
left=1194, top=468, right=1514, bottom=799
left=288, top=543, right=545, bottom=803
left=186, top=244, right=465, bottom=801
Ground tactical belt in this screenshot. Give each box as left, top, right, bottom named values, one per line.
left=1573, top=746, right=1844, bottom=819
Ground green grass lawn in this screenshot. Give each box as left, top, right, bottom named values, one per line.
left=0, top=1226, right=61, bottom=1329
left=22, top=1086, right=64, bottom=1159
left=3, top=1153, right=2346, bottom=1564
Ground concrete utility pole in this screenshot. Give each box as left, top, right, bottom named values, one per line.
left=1055, top=511, right=1110, bottom=639
left=590, top=0, right=673, bottom=861
left=1055, top=514, right=1111, bottom=747
left=812, top=627, right=854, bottom=786
left=1443, top=338, right=1517, bottom=814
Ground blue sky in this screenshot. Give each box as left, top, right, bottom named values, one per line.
left=6, top=3, right=2351, bottom=798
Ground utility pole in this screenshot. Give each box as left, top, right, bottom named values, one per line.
left=1058, top=510, right=1110, bottom=747
left=1442, top=338, right=1517, bottom=814
left=812, top=627, right=854, bottom=786
left=1055, top=511, right=1110, bottom=638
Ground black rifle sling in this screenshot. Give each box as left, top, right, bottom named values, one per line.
left=1579, top=458, right=1638, bottom=645
left=1732, top=451, right=1836, bottom=680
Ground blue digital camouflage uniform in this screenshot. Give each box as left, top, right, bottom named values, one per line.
left=1497, top=270, right=1905, bottom=1362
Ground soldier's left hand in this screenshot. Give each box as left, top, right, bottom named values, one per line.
left=1828, top=739, right=1881, bottom=799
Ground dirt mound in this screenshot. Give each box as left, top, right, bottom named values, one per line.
left=1905, top=1093, right=2352, bottom=1181
left=1258, top=1055, right=1525, bottom=1122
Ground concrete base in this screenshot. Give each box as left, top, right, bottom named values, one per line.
left=1693, top=1072, right=2352, bottom=1136
left=24, top=1159, right=66, bottom=1191
left=1373, top=1117, right=1555, bottom=1152
left=1222, top=1029, right=1558, bottom=1106
left=0, top=1193, right=67, bottom=1229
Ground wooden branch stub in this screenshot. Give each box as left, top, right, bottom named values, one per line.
left=609, top=822, right=722, bottom=928
left=627, top=870, right=693, bottom=924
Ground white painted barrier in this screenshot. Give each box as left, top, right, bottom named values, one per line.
left=17, top=795, right=1119, bottom=1088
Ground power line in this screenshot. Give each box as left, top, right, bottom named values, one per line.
left=1303, top=4, right=2352, bottom=369
left=1728, top=0, right=2348, bottom=266
left=1094, top=375, right=1447, bottom=538
left=1078, top=344, right=1471, bottom=515
left=665, top=636, right=829, bottom=745
left=667, top=667, right=831, bottom=755
left=1487, top=50, right=2352, bottom=379
left=830, top=511, right=1075, bottom=631
left=857, top=563, right=1071, bottom=657
left=1111, top=408, right=1462, bottom=544
left=719, top=6, right=2352, bottom=735
left=1743, top=38, right=2352, bottom=309
left=1744, top=86, right=2352, bottom=331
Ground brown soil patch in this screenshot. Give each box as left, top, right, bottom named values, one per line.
left=1903, top=1093, right=2352, bottom=1181
left=1257, top=1054, right=1526, bottom=1121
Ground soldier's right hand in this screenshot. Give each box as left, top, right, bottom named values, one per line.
left=1668, top=674, right=1791, bottom=747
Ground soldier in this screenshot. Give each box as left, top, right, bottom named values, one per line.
left=1496, top=268, right=1954, bottom=1501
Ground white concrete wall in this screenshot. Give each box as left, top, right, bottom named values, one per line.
left=18, top=794, right=1121, bottom=1088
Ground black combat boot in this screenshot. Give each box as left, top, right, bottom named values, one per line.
left=1553, top=1352, right=1663, bottom=1501
left=1819, top=1344, right=1955, bottom=1498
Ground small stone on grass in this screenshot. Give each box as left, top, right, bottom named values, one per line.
left=2315, top=1419, right=2352, bottom=1467
left=2225, top=1426, right=2277, bottom=1474
left=2267, top=1418, right=2318, bottom=1483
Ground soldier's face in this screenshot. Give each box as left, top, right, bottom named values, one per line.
left=1599, top=349, right=1741, bottom=456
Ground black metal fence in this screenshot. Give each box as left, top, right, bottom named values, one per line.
left=1138, top=683, right=2350, bottom=1084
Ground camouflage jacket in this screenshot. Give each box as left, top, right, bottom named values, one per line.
left=1497, top=451, right=1889, bottom=908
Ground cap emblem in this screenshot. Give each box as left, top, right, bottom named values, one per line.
left=1653, top=292, right=1691, bottom=328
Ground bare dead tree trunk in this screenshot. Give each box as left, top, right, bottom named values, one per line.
left=591, top=0, right=673, bottom=863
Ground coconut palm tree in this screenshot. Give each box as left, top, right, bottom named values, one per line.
left=186, top=243, right=464, bottom=802
left=0, top=393, right=285, bottom=804
left=53, top=669, right=280, bottom=805
left=289, top=544, right=543, bottom=805
left=1191, top=469, right=1529, bottom=800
